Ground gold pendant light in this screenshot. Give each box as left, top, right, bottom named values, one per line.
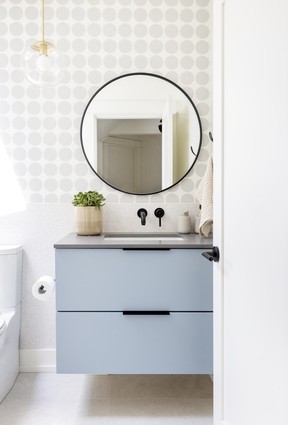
left=23, top=0, right=64, bottom=87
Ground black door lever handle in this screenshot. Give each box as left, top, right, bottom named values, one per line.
left=202, top=246, right=220, bottom=262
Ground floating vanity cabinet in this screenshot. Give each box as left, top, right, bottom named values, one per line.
left=55, top=234, right=213, bottom=375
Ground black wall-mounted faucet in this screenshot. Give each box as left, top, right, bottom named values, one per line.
left=137, top=208, right=148, bottom=225
left=154, top=208, right=165, bottom=227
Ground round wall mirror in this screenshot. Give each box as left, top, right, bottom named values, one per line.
left=81, top=72, right=202, bottom=195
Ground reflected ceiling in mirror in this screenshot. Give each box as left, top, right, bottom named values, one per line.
left=80, top=73, right=202, bottom=195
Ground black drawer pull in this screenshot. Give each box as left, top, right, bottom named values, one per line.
left=122, top=248, right=170, bottom=251
left=123, top=311, right=170, bottom=315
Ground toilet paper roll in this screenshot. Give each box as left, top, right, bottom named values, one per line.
left=32, top=275, right=55, bottom=301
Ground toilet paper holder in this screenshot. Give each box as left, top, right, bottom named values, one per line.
left=32, top=276, right=55, bottom=301
left=38, top=285, right=46, bottom=294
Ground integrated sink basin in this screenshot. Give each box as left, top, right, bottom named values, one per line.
left=104, top=233, right=184, bottom=241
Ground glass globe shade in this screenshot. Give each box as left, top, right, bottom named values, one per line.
left=23, top=41, right=65, bottom=87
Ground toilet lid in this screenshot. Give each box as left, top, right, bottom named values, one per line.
left=0, top=314, right=6, bottom=336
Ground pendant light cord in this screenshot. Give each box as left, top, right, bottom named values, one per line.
left=39, top=0, right=48, bottom=55
left=42, top=0, right=45, bottom=45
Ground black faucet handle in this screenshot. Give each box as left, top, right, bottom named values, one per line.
left=154, top=208, right=165, bottom=227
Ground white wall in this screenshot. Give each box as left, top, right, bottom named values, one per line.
left=0, top=0, right=212, bottom=352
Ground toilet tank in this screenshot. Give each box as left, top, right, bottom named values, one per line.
left=0, top=245, right=22, bottom=308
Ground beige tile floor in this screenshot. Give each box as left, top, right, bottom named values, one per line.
left=0, top=373, right=213, bottom=424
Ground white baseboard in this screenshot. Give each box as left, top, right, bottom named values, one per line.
left=20, top=349, right=56, bottom=373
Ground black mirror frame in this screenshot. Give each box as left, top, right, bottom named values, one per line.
left=80, top=72, right=202, bottom=195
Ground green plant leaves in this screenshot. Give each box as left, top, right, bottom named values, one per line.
left=72, top=191, right=106, bottom=208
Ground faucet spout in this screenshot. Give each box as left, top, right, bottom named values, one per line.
left=140, top=211, right=146, bottom=225
left=137, top=208, right=148, bottom=226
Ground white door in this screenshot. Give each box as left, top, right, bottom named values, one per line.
left=213, top=1, right=288, bottom=424
left=98, top=136, right=142, bottom=193
left=161, top=97, right=174, bottom=188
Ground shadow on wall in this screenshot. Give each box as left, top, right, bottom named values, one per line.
left=0, top=139, right=26, bottom=216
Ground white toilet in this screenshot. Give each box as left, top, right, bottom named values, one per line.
left=0, top=245, right=22, bottom=403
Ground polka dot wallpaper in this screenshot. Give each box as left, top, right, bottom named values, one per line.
left=0, top=0, right=212, bottom=351
left=0, top=0, right=212, bottom=205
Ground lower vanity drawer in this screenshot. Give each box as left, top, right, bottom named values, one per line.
left=56, top=311, right=213, bottom=374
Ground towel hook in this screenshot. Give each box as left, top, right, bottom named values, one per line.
left=190, top=146, right=196, bottom=156
left=209, top=132, right=213, bottom=142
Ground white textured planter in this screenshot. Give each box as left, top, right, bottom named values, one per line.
left=75, top=206, right=103, bottom=236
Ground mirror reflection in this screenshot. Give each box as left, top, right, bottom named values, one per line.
left=81, top=73, right=202, bottom=195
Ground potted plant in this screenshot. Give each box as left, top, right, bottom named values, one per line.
left=72, top=191, right=106, bottom=236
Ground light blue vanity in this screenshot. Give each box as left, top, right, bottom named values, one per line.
left=54, top=233, right=213, bottom=375
left=55, top=73, right=213, bottom=375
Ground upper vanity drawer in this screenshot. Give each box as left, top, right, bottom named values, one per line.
left=55, top=248, right=212, bottom=312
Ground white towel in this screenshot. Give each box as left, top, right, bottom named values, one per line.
left=196, top=157, right=213, bottom=237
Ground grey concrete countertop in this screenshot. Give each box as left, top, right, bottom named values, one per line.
left=54, top=232, right=213, bottom=249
